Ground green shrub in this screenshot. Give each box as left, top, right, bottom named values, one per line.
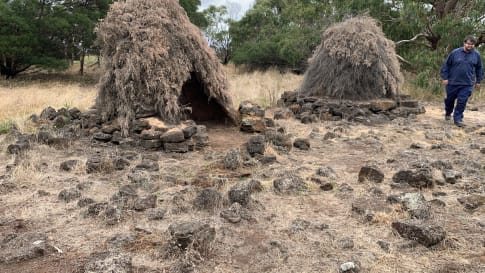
left=0, top=119, right=17, bottom=134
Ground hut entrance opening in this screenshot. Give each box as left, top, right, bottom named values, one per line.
left=179, top=72, right=227, bottom=123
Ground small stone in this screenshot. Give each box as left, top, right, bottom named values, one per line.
left=320, top=183, right=334, bottom=191
left=339, top=261, right=359, bottom=273
left=58, top=188, right=81, bottom=202
left=293, top=138, right=310, bottom=150
left=377, top=240, right=390, bottom=252
left=358, top=166, right=384, bottom=183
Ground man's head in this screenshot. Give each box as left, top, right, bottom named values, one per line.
left=463, top=36, right=477, bottom=52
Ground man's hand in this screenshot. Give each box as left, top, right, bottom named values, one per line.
left=475, top=83, right=481, bottom=89
left=442, top=80, right=449, bottom=85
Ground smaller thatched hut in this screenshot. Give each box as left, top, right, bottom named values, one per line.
left=299, top=16, right=403, bottom=101
left=96, top=0, right=238, bottom=136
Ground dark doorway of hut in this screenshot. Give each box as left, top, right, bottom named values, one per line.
left=179, top=72, right=229, bottom=126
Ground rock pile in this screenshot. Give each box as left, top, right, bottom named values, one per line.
left=277, top=91, right=425, bottom=124
left=21, top=106, right=210, bottom=153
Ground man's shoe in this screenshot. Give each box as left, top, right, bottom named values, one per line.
left=445, top=115, right=451, bottom=121
left=454, top=120, right=465, bottom=127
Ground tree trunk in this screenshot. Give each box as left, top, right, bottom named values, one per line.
left=80, top=48, right=85, bottom=75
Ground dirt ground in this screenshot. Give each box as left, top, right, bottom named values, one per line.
left=0, top=102, right=484, bottom=273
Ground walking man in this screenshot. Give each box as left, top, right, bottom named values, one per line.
left=440, top=36, right=483, bottom=127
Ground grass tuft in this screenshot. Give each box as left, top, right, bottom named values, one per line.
left=0, top=119, right=17, bottom=134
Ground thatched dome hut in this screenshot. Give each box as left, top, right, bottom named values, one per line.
left=299, top=16, right=403, bottom=101
left=96, top=0, right=238, bottom=135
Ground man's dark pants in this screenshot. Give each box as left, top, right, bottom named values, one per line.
left=444, top=85, right=473, bottom=122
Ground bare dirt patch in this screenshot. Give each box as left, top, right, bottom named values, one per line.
left=0, top=102, right=484, bottom=273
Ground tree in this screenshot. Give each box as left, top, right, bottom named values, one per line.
left=0, top=0, right=112, bottom=79
left=203, top=5, right=232, bottom=64
left=0, top=0, right=39, bottom=79
left=179, top=0, right=208, bottom=28
left=229, top=0, right=485, bottom=94
left=229, top=0, right=334, bottom=70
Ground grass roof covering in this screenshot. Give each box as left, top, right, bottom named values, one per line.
left=96, top=0, right=237, bottom=135
left=299, top=16, right=403, bottom=101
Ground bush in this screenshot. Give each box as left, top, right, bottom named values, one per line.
left=0, top=119, right=17, bottom=134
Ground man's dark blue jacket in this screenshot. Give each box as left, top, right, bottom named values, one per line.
left=440, top=47, right=483, bottom=86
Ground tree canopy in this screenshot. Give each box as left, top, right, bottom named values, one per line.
left=229, top=0, right=485, bottom=91
left=1, top=0, right=484, bottom=94
left=0, top=0, right=112, bottom=79
left=179, top=0, right=208, bottom=28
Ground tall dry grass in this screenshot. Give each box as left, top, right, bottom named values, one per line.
left=2, top=63, right=482, bottom=133
left=225, top=65, right=303, bottom=107
left=0, top=80, right=96, bottom=131
left=0, top=65, right=302, bottom=132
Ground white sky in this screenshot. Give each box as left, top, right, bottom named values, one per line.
left=200, top=0, right=255, bottom=19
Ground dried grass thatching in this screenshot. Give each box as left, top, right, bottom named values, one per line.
left=299, top=16, right=403, bottom=100
left=95, top=0, right=237, bottom=135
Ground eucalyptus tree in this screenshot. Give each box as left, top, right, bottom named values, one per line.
left=230, top=0, right=335, bottom=70
left=180, top=0, right=208, bottom=28
left=0, top=0, right=112, bottom=79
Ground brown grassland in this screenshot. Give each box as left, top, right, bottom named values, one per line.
left=0, top=64, right=484, bottom=273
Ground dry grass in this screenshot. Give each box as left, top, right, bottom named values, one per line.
left=0, top=81, right=96, bottom=131
left=0, top=65, right=302, bottom=132
left=404, top=76, right=485, bottom=104
left=225, top=65, right=303, bottom=107
left=1, top=63, right=484, bottom=134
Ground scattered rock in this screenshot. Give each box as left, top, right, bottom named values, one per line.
left=0, top=233, right=55, bottom=264
left=86, top=155, right=107, bottom=174
left=104, top=206, right=123, bottom=225
left=147, top=208, right=167, bottom=221
left=112, top=157, right=130, bottom=170
left=78, top=197, right=96, bottom=208
left=7, top=141, right=30, bottom=154
left=320, top=182, right=334, bottom=191
left=316, top=166, right=337, bottom=179
left=337, top=238, right=354, bottom=249
left=193, top=188, right=222, bottom=211
left=289, top=219, right=311, bottom=232
left=58, top=188, right=81, bottom=202
left=133, top=195, right=157, bottom=211
left=81, top=252, right=133, bottom=273
left=106, top=233, right=136, bottom=249
left=228, top=183, right=251, bottom=206
left=376, top=240, right=390, bottom=252
left=442, top=169, right=462, bottom=184
left=293, top=138, right=310, bottom=150
left=392, top=168, right=434, bottom=188
left=358, top=165, right=384, bottom=183
left=273, top=175, right=308, bottom=194
left=135, top=159, right=159, bottom=172
left=400, top=192, right=431, bottom=219
left=223, top=149, right=242, bottom=170
left=87, top=202, right=109, bottom=216
left=168, top=220, right=216, bottom=255
left=351, top=197, right=391, bottom=222
left=220, top=202, right=253, bottom=223
left=59, top=159, right=80, bottom=172
left=339, top=261, right=360, bottom=273
left=265, top=128, right=292, bottom=151
left=392, top=220, right=446, bottom=247
left=457, top=195, right=485, bottom=210
left=246, top=134, right=265, bottom=156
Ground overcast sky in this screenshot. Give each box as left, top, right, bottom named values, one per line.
left=200, top=0, right=255, bottom=19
